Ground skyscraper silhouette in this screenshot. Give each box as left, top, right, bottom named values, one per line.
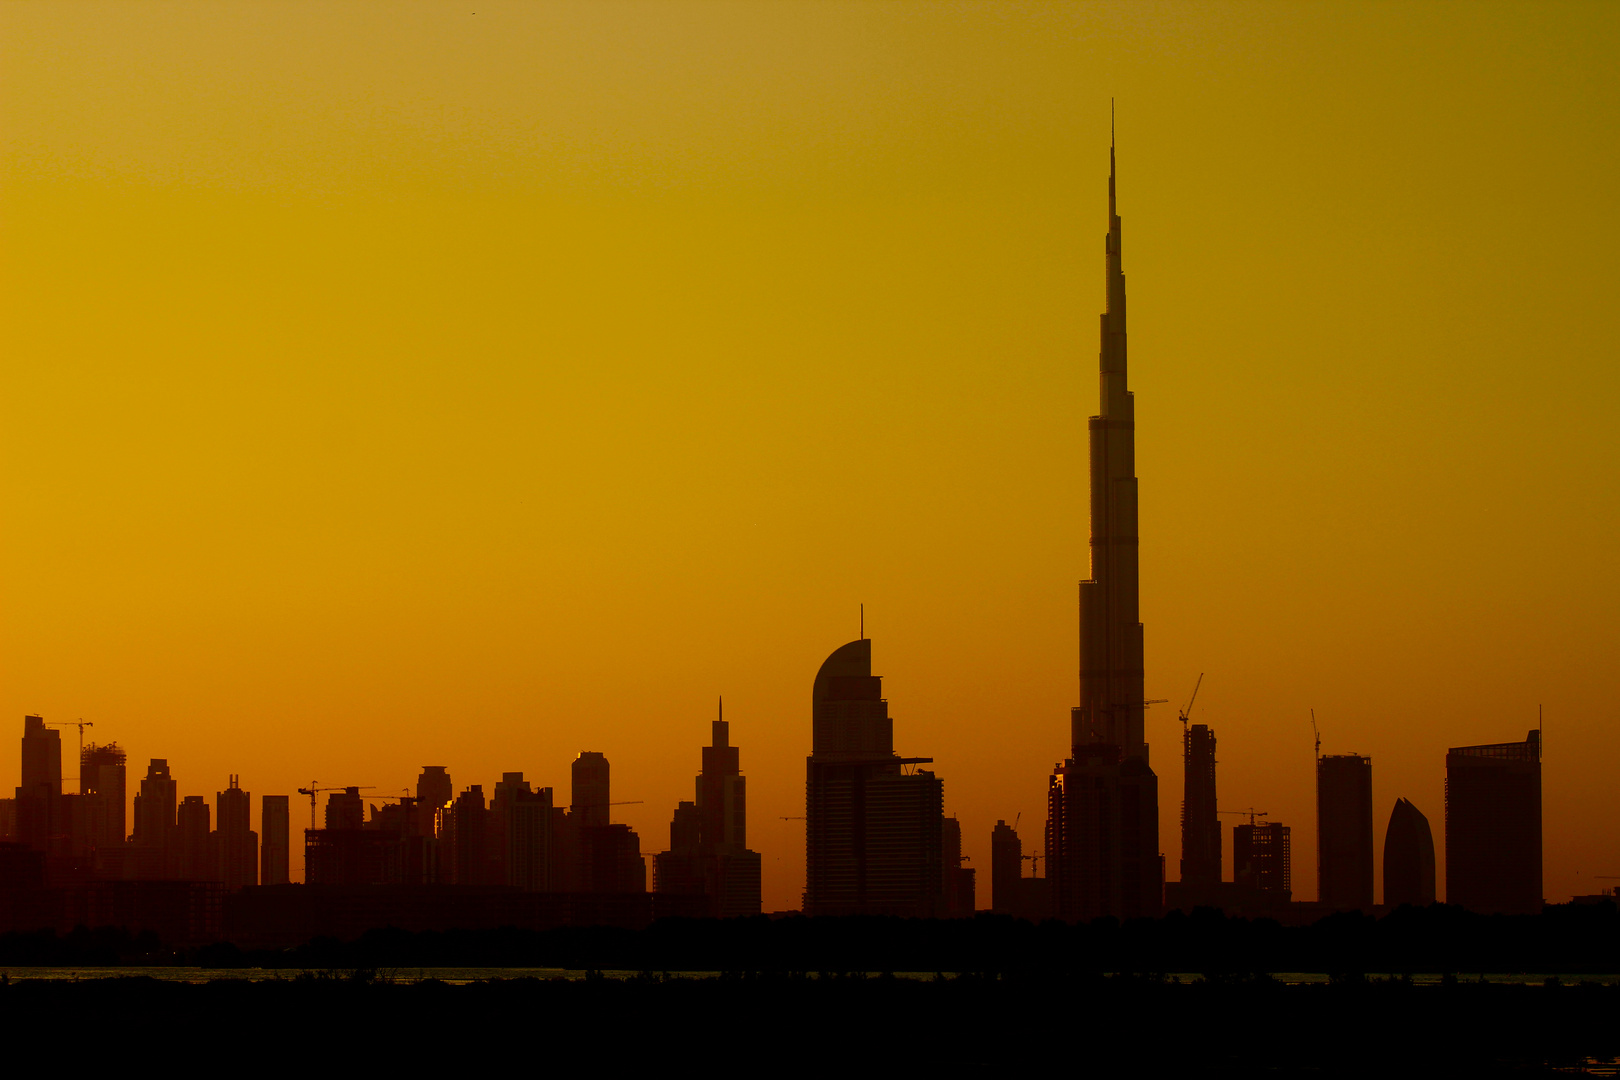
left=416, top=766, right=452, bottom=837
left=176, top=795, right=212, bottom=880
left=1383, top=797, right=1436, bottom=908
left=130, top=759, right=177, bottom=879
left=940, top=816, right=975, bottom=917
left=261, top=794, right=290, bottom=885
left=1180, top=723, right=1220, bottom=898
left=655, top=705, right=762, bottom=917
left=214, top=775, right=258, bottom=890
left=990, top=819, right=1022, bottom=915
left=805, top=637, right=943, bottom=917
left=1317, top=753, right=1373, bottom=910
left=1046, top=133, right=1163, bottom=922
left=1446, top=730, right=1541, bottom=914
left=493, top=772, right=553, bottom=891
left=80, top=741, right=126, bottom=854
left=572, top=752, right=610, bottom=828
left=15, top=715, right=62, bottom=851
left=1233, top=821, right=1291, bottom=899
left=445, top=784, right=495, bottom=886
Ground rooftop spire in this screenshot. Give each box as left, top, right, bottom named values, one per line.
left=1109, top=99, right=1116, bottom=221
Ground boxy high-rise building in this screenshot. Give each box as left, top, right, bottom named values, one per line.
left=1234, top=821, right=1291, bottom=898
left=572, top=752, right=610, bottom=829
left=1317, top=753, right=1373, bottom=910
left=990, top=820, right=1021, bottom=915
left=261, top=794, right=290, bottom=885
left=81, top=742, right=127, bottom=851
left=493, top=772, right=553, bottom=892
left=130, top=759, right=178, bottom=879
left=16, top=715, right=62, bottom=850
left=176, top=795, right=213, bottom=880
left=416, top=766, right=452, bottom=836
left=214, top=776, right=258, bottom=890
left=1446, top=730, right=1541, bottom=914
left=1180, top=723, right=1220, bottom=895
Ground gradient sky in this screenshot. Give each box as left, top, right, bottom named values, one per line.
left=3, top=2, right=1617, bottom=909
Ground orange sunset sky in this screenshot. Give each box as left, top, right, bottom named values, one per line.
left=3, top=2, right=1617, bottom=911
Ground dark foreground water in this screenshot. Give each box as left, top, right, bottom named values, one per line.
left=1, top=971, right=1615, bottom=1075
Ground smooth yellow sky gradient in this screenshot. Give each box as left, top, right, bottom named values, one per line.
left=3, top=2, right=1617, bottom=909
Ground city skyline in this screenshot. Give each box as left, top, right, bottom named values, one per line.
left=3, top=3, right=1617, bottom=912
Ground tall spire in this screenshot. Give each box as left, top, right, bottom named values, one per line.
left=1074, top=119, right=1145, bottom=761
left=1109, top=99, right=1116, bottom=222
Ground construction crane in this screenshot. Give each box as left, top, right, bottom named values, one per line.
left=1179, top=674, right=1204, bottom=730
left=1218, top=808, right=1269, bottom=827
left=779, top=816, right=806, bottom=821
left=1311, top=710, right=1321, bottom=760
left=1022, top=850, right=1043, bottom=876
left=1179, top=674, right=1205, bottom=771
left=295, top=783, right=376, bottom=831
left=46, top=719, right=94, bottom=760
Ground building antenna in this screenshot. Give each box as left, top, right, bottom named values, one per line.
left=860, top=603, right=865, bottom=640
left=1311, top=709, right=1321, bottom=761
left=719, top=695, right=723, bottom=723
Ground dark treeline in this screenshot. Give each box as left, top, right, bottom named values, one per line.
left=0, top=971, right=1615, bottom=1073
left=3, top=902, right=1619, bottom=973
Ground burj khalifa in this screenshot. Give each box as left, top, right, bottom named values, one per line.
left=1045, top=129, right=1163, bottom=921
left=1073, top=129, right=1147, bottom=762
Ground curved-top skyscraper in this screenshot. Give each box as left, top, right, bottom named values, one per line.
left=1046, top=129, right=1163, bottom=922
left=804, top=636, right=944, bottom=917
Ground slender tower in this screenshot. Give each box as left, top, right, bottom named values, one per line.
left=1073, top=122, right=1146, bottom=761
left=1047, top=123, right=1162, bottom=921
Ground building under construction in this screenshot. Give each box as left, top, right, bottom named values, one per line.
left=1233, top=820, right=1291, bottom=899
left=1179, top=722, right=1220, bottom=900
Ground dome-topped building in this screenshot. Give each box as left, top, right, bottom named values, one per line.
left=804, top=636, right=944, bottom=917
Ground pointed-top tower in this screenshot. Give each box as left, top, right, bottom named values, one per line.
left=1047, top=125, right=1162, bottom=921
left=1072, top=116, right=1147, bottom=761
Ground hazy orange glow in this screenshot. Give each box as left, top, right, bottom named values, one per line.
left=3, top=2, right=1617, bottom=909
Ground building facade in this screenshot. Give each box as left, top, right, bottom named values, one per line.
left=655, top=707, right=762, bottom=917
left=16, top=715, right=62, bottom=852
left=1046, top=136, right=1162, bottom=923
left=805, top=637, right=943, bottom=917
left=1233, top=821, right=1291, bottom=898
left=1317, top=753, right=1373, bottom=910
left=1383, top=797, right=1435, bottom=908
left=1446, top=730, right=1541, bottom=914
left=1179, top=723, right=1220, bottom=897
left=261, top=794, right=290, bottom=885
left=214, top=776, right=258, bottom=890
